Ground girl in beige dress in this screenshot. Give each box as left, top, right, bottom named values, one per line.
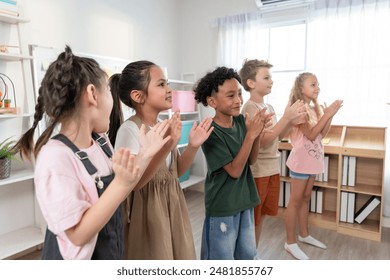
left=109, top=60, right=213, bottom=259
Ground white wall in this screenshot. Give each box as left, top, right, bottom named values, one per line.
left=19, top=0, right=182, bottom=78
left=177, top=0, right=256, bottom=116
left=177, top=0, right=255, bottom=76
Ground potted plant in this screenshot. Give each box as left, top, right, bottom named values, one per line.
left=3, top=98, right=11, bottom=108
left=0, top=137, right=17, bottom=179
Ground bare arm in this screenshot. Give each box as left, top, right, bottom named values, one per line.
left=223, top=131, right=258, bottom=178
left=300, top=100, right=343, bottom=141
left=65, top=148, right=141, bottom=246
left=321, top=116, right=333, bottom=137
left=246, top=100, right=305, bottom=148
left=261, top=116, right=291, bottom=147
left=133, top=115, right=180, bottom=191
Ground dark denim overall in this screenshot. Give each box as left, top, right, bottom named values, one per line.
left=41, top=133, right=123, bottom=259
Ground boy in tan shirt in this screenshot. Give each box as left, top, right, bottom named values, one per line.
left=240, top=59, right=306, bottom=251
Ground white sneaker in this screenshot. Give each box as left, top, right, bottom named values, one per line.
left=284, top=242, right=309, bottom=260
left=298, top=235, right=327, bottom=249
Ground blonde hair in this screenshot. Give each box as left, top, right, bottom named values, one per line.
left=239, top=59, right=273, bottom=91
left=289, top=72, right=323, bottom=126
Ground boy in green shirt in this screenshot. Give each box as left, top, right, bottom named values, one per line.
left=193, top=66, right=272, bottom=259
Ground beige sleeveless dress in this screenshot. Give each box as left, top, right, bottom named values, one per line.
left=124, top=115, right=196, bottom=260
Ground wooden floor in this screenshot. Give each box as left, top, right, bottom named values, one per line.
left=13, top=189, right=390, bottom=260
left=185, top=189, right=390, bottom=260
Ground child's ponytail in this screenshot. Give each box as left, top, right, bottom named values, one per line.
left=108, top=73, right=124, bottom=146
left=108, top=60, right=157, bottom=146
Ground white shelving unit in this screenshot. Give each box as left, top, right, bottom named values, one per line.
left=0, top=12, right=44, bottom=259
left=159, top=75, right=207, bottom=189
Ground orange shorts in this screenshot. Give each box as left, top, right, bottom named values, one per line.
left=254, top=174, right=280, bottom=226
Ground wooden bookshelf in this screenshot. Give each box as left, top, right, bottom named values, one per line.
left=278, top=125, right=386, bottom=241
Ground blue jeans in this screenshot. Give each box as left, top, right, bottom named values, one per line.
left=201, top=208, right=257, bottom=260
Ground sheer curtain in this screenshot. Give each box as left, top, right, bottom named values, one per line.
left=216, top=13, right=267, bottom=69
left=308, top=0, right=390, bottom=218
left=216, top=0, right=390, bottom=218
left=307, top=0, right=390, bottom=127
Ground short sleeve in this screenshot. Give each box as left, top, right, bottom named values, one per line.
left=202, top=130, right=234, bottom=173
left=241, top=101, right=259, bottom=118
left=34, top=146, right=96, bottom=235
left=115, top=120, right=140, bottom=154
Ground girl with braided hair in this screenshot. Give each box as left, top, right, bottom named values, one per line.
left=13, top=46, right=170, bottom=259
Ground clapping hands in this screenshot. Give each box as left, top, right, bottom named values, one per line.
left=245, top=107, right=274, bottom=139
left=111, top=148, right=141, bottom=189
left=188, top=117, right=214, bottom=148
left=323, top=100, right=343, bottom=118
left=285, top=100, right=307, bottom=125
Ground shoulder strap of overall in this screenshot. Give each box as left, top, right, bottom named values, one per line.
left=52, top=134, right=98, bottom=175
left=92, top=133, right=113, bottom=159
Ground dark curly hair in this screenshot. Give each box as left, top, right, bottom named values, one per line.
left=193, top=66, right=241, bottom=106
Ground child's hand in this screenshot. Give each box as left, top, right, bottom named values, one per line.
left=245, top=108, right=273, bottom=139
left=263, top=112, right=274, bottom=130
left=112, top=148, right=141, bottom=188
left=168, top=111, right=182, bottom=148
left=138, top=120, right=171, bottom=159
left=284, top=100, right=307, bottom=125
left=188, top=117, right=214, bottom=148
left=323, top=100, right=343, bottom=117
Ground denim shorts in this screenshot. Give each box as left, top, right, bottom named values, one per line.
left=201, top=208, right=257, bottom=260
left=289, top=170, right=315, bottom=180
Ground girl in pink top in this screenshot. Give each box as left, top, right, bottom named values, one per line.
left=284, top=72, right=343, bottom=260
left=13, top=46, right=170, bottom=259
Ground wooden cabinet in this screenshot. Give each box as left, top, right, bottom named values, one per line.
left=159, top=77, right=207, bottom=189
left=278, top=125, right=386, bottom=241
left=0, top=13, right=44, bottom=259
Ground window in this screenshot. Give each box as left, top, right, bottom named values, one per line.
left=217, top=3, right=390, bottom=126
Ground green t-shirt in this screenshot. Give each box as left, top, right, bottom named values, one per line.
left=201, top=114, right=260, bottom=217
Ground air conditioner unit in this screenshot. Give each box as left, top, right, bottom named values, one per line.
left=255, top=0, right=315, bottom=9
left=256, top=0, right=288, bottom=7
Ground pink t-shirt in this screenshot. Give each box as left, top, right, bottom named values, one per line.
left=286, top=126, right=324, bottom=174
left=34, top=134, right=113, bottom=259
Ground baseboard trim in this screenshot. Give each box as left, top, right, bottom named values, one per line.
left=383, top=216, right=390, bottom=228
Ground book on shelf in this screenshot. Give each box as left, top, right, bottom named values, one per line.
left=310, top=187, right=317, bottom=213
left=342, top=155, right=349, bottom=186
left=323, top=156, right=329, bottom=182
left=280, top=150, right=289, bottom=176
left=347, top=192, right=356, bottom=223
left=348, top=156, right=356, bottom=187
left=284, top=182, right=291, bottom=208
left=354, top=196, right=381, bottom=224
left=315, top=155, right=329, bottom=182
left=316, top=187, right=324, bottom=214
left=340, top=191, right=348, bottom=222
left=278, top=181, right=284, bottom=207
left=341, top=155, right=357, bottom=187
